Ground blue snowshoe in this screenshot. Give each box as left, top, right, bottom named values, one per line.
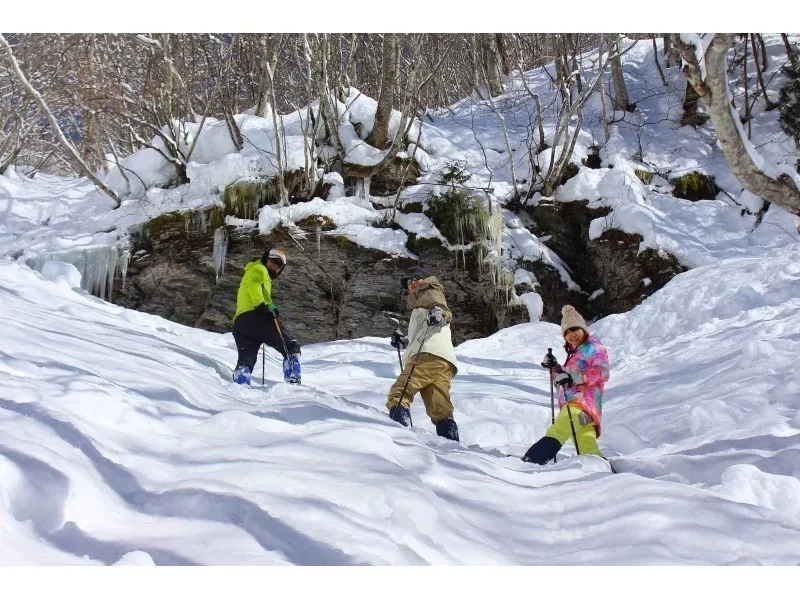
left=283, top=354, right=301, bottom=384
left=232, top=365, right=252, bottom=386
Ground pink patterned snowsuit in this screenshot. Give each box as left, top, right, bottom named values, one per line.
left=558, top=333, right=610, bottom=436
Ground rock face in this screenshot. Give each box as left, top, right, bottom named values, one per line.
left=112, top=196, right=686, bottom=346
left=343, top=156, right=421, bottom=197
left=113, top=213, right=526, bottom=346
left=527, top=199, right=686, bottom=320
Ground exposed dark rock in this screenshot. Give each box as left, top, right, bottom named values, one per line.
left=113, top=210, right=525, bottom=346
left=343, top=156, right=420, bottom=197
left=670, top=171, right=718, bottom=201
left=583, top=146, right=602, bottom=169
left=559, top=162, right=581, bottom=186
left=113, top=190, right=687, bottom=346
left=525, top=199, right=686, bottom=321
left=587, top=228, right=687, bottom=315
left=400, top=202, right=424, bottom=214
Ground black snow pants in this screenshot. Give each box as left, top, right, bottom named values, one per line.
left=232, top=310, right=301, bottom=371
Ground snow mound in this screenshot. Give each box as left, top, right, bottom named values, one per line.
left=40, top=261, right=82, bottom=288
left=714, top=464, right=800, bottom=516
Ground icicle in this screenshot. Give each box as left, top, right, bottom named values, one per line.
left=120, top=248, right=131, bottom=291
left=363, top=176, right=371, bottom=202
left=316, top=223, right=321, bottom=257
left=27, top=246, right=124, bottom=301
left=106, top=248, right=119, bottom=302
left=212, top=226, right=229, bottom=283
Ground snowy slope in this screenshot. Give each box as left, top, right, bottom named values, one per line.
left=2, top=247, right=799, bottom=565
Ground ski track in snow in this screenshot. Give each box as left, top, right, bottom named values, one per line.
left=2, top=247, right=800, bottom=565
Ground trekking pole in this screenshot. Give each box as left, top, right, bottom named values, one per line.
left=274, top=317, right=290, bottom=355
left=546, top=347, right=557, bottom=464
left=262, top=345, right=266, bottom=386
left=391, top=322, right=432, bottom=425
left=392, top=327, right=405, bottom=368
left=551, top=346, right=581, bottom=456
left=559, top=347, right=581, bottom=456
left=566, top=401, right=581, bottom=456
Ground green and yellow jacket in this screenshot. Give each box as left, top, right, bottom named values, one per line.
left=233, top=261, right=273, bottom=321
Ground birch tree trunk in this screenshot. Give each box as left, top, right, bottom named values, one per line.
left=365, top=34, right=399, bottom=149
left=597, top=38, right=610, bottom=143
left=782, top=33, right=797, bottom=67
left=608, top=35, right=631, bottom=112
left=313, top=34, right=344, bottom=161
left=260, top=35, right=289, bottom=204
left=495, top=34, right=512, bottom=75
left=664, top=34, right=680, bottom=68
left=673, top=33, right=800, bottom=214
left=480, top=34, right=503, bottom=97
left=756, top=33, right=767, bottom=71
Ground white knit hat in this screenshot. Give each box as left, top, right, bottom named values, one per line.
left=560, top=305, right=588, bottom=338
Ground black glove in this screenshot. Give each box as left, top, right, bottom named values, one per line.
left=390, top=329, right=408, bottom=349
left=254, top=303, right=271, bottom=316
left=427, top=306, right=445, bottom=327
left=554, top=372, right=573, bottom=388
left=540, top=352, right=558, bottom=369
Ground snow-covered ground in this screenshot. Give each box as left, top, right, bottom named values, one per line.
left=1, top=33, right=800, bottom=566
left=1, top=237, right=799, bottom=564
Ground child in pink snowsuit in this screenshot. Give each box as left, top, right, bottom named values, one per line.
left=522, top=305, right=610, bottom=465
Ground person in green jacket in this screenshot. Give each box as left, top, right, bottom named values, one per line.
left=232, top=247, right=301, bottom=385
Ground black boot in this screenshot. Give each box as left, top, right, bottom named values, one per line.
left=435, top=417, right=460, bottom=442
left=522, top=436, right=561, bottom=465
left=389, top=405, right=412, bottom=427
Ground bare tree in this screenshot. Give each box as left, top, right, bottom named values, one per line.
left=673, top=33, right=800, bottom=214
left=608, top=34, right=632, bottom=112
left=365, top=34, right=399, bottom=149
left=0, top=34, right=119, bottom=204
left=663, top=34, right=679, bottom=68
left=755, top=33, right=768, bottom=71
left=479, top=34, right=503, bottom=97
left=495, top=34, right=512, bottom=76
left=652, top=35, right=667, bottom=86
left=749, top=34, right=777, bottom=111
left=782, top=33, right=798, bottom=67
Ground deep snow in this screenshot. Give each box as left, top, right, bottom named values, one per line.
left=1, top=241, right=799, bottom=564
left=1, top=33, right=800, bottom=566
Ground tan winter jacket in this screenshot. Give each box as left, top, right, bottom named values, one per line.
left=402, top=276, right=458, bottom=373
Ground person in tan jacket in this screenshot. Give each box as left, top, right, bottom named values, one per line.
left=386, top=266, right=460, bottom=441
